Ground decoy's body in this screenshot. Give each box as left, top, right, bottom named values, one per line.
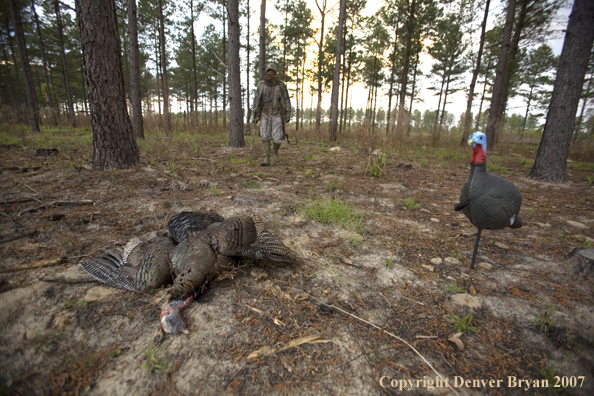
left=81, top=211, right=296, bottom=335
left=455, top=132, right=523, bottom=269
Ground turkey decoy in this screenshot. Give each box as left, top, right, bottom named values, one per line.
left=80, top=211, right=296, bottom=335
left=455, top=132, right=523, bottom=269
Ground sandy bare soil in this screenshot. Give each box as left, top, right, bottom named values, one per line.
left=0, top=130, right=593, bottom=396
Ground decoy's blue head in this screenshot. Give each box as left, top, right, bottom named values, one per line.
left=468, top=131, right=487, bottom=150
left=468, top=131, right=487, bottom=165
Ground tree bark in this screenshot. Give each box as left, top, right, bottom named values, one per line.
left=329, top=0, right=346, bottom=142
left=396, top=0, right=415, bottom=137
left=31, top=0, right=55, bottom=124
left=157, top=0, right=171, bottom=135
left=9, top=0, right=40, bottom=132
left=55, top=0, right=76, bottom=127
left=246, top=0, right=251, bottom=124
left=258, top=0, right=266, bottom=80
left=227, top=0, right=244, bottom=147
left=127, top=0, right=144, bottom=138
left=529, top=0, right=594, bottom=182
left=485, top=0, right=516, bottom=149
left=315, top=0, right=327, bottom=136
left=76, top=0, right=139, bottom=170
left=461, top=0, right=490, bottom=144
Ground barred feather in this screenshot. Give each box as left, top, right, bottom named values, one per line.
left=168, top=211, right=224, bottom=243
left=240, top=231, right=296, bottom=263
left=80, top=235, right=175, bottom=293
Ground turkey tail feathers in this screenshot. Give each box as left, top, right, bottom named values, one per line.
left=80, top=248, right=140, bottom=292
left=240, top=231, right=296, bottom=263
left=168, top=211, right=225, bottom=243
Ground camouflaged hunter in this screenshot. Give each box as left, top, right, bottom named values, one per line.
left=252, top=64, right=291, bottom=166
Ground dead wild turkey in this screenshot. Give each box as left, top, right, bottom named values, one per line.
left=81, top=211, right=296, bottom=335
left=455, top=131, right=523, bottom=269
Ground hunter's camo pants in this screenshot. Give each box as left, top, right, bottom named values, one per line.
left=259, top=113, right=284, bottom=144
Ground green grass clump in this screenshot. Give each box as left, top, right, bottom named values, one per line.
left=446, top=280, right=464, bottom=294
left=450, top=314, right=478, bottom=333
left=397, top=197, right=422, bottom=210
left=141, top=342, right=172, bottom=374
left=535, top=304, right=556, bottom=333
left=242, top=180, right=260, bottom=189
left=302, top=198, right=364, bottom=234
left=487, top=163, right=509, bottom=174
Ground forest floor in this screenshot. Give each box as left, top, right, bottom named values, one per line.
left=0, top=126, right=593, bottom=396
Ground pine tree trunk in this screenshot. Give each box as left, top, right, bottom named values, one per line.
left=461, top=0, right=490, bottom=145
left=31, top=0, right=55, bottom=125
left=222, top=6, right=227, bottom=128
left=485, top=0, right=516, bottom=149
left=157, top=0, right=171, bottom=135
left=258, top=0, right=266, bottom=80
left=329, top=0, right=346, bottom=142
left=127, top=0, right=144, bottom=138
left=245, top=0, right=251, bottom=124
left=9, top=0, right=40, bottom=132
left=55, top=0, right=76, bottom=127
left=76, top=0, right=139, bottom=170
left=396, top=0, right=415, bottom=136
left=315, top=0, right=327, bottom=135
left=529, top=0, right=594, bottom=182
left=227, top=0, right=244, bottom=147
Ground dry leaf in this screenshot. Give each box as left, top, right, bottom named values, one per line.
left=448, top=332, right=465, bottom=351
left=469, top=286, right=476, bottom=296
left=247, top=334, right=328, bottom=359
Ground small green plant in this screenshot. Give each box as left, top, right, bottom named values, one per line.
left=397, top=197, right=422, bottom=210
left=535, top=304, right=556, bottom=332
left=228, top=157, right=248, bottom=165
left=450, top=314, right=478, bottom=333
left=586, top=176, right=593, bottom=185
left=447, top=280, right=464, bottom=294
left=33, top=331, right=63, bottom=354
left=251, top=172, right=267, bottom=179
left=537, top=365, right=566, bottom=395
left=367, top=153, right=385, bottom=177
left=165, top=160, right=176, bottom=173
left=82, top=353, right=96, bottom=368
left=210, top=188, right=222, bottom=195
left=385, top=257, right=392, bottom=269
left=301, top=198, right=365, bottom=234
left=305, top=169, right=314, bottom=176
left=449, top=250, right=464, bottom=260
left=108, top=349, right=121, bottom=358
left=487, top=163, right=508, bottom=174
left=66, top=299, right=89, bottom=308
left=325, top=180, right=343, bottom=192
left=241, top=180, right=260, bottom=189
left=420, top=159, right=428, bottom=167
left=141, top=342, right=173, bottom=374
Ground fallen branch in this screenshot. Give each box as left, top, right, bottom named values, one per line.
left=19, top=200, right=95, bottom=215
left=1, top=196, right=39, bottom=205
left=0, top=256, right=67, bottom=274
left=0, top=229, right=37, bottom=245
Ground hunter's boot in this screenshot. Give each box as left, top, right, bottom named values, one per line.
left=261, top=140, right=270, bottom=166
left=272, top=142, right=281, bottom=163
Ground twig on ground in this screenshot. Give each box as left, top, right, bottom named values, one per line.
left=0, top=229, right=37, bottom=245
left=0, top=256, right=67, bottom=274
left=19, top=200, right=95, bottom=215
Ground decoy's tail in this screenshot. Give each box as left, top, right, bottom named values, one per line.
left=454, top=200, right=469, bottom=211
